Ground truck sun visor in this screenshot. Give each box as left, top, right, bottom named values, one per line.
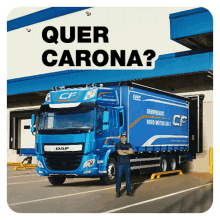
left=40, top=102, right=96, bottom=112
left=49, top=102, right=81, bottom=108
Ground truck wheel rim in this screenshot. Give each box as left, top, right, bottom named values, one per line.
left=171, top=158, right=176, bottom=170
left=162, top=159, right=167, bottom=172
left=108, top=163, right=116, bottom=180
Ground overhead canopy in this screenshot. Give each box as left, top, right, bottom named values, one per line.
left=7, top=7, right=90, bottom=32
left=170, top=7, right=213, bottom=49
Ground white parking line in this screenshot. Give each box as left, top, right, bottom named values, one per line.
left=7, top=174, right=38, bottom=179
left=9, top=178, right=164, bottom=206
left=8, top=180, right=48, bottom=185
left=104, top=183, right=213, bottom=213
left=7, top=171, right=33, bottom=173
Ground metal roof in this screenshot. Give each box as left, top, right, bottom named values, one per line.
left=170, top=7, right=213, bottom=49
left=7, top=7, right=91, bottom=32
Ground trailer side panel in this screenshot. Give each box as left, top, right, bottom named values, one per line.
left=128, top=86, right=189, bottom=152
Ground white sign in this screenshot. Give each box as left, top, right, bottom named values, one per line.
left=44, top=144, right=83, bottom=152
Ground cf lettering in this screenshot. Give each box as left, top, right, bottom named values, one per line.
left=59, top=92, right=77, bottom=100
left=180, top=115, right=187, bottom=126
left=59, top=93, right=69, bottom=99
left=68, top=92, right=77, bottom=99
left=173, top=115, right=187, bottom=126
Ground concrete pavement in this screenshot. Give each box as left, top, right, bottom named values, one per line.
left=7, top=166, right=213, bottom=213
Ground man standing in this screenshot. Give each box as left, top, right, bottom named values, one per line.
left=115, top=133, right=134, bottom=198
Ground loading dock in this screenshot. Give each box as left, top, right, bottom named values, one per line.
left=7, top=7, right=213, bottom=172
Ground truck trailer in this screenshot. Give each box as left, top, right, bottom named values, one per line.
left=31, top=82, right=190, bottom=185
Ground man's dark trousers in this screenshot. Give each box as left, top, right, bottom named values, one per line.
left=116, top=163, right=131, bottom=193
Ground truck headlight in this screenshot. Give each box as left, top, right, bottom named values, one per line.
left=45, top=93, right=51, bottom=102
left=84, top=90, right=96, bottom=100
left=83, top=159, right=95, bottom=168
left=37, top=160, right=44, bottom=168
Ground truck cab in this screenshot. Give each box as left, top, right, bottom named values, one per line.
left=32, top=85, right=125, bottom=185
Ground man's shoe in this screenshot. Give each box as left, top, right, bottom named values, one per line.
left=127, top=192, right=134, bottom=197
left=116, top=192, right=120, bottom=198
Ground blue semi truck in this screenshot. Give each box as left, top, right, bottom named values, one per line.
left=31, top=82, right=190, bottom=185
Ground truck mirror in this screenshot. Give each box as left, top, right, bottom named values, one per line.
left=31, top=114, right=36, bottom=126
left=103, top=111, right=109, bottom=124
left=31, top=126, right=36, bottom=133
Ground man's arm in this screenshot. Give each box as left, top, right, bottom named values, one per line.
left=124, top=144, right=134, bottom=154
left=117, top=149, right=129, bottom=155
left=122, top=146, right=134, bottom=155
left=115, top=143, right=129, bottom=155
left=128, top=148, right=134, bottom=154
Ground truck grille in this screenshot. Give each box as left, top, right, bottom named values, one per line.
left=44, top=152, right=83, bottom=171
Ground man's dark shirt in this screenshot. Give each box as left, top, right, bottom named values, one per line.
left=115, top=141, right=133, bottom=164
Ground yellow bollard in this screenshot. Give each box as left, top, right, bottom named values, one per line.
left=209, top=147, right=213, bottom=174
left=151, top=170, right=183, bottom=180
left=8, top=162, right=36, bottom=171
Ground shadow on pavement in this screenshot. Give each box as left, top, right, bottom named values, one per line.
left=120, top=171, right=151, bottom=195
left=44, top=166, right=190, bottom=189
left=44, top=171, right=151, bottom=189
left=45, top=179, right=104, bottom=187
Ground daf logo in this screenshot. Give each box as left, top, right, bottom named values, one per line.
left=56, top=147, right=69, bottom=150
left=173, top=115, right=187, bottom=126
left=59, top=92, right=77, bottom=100
left=133, top=94, right=141, bottom=101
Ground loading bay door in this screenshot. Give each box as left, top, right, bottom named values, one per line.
left=9, top=109, right=39, bottom=156
left=188, top=95, right=204, bottom=159
left=20, top=119, right=35, bottom=149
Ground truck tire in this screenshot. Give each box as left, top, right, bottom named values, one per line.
left=100, top=157, right=117, bottom=185
left=48, top=176, right=66, bottom=185
left=168, top=155, right=177, bottom=171
left=159, top=155, right=168, bottom=172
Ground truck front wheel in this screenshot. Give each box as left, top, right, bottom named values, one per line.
left=48, top=176, right=66, bottom=185
left=100, top=157, right=117, bottom=185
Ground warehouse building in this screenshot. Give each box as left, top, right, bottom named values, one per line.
left=7, top=7, right=213, bottom=172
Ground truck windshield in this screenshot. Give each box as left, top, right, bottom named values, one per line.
left=38, top=110, right=94, bottom=133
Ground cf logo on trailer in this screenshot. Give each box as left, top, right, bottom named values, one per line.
left=59, top=92, right=77, bottom=99
left=173, top=115, right=187, bottom=126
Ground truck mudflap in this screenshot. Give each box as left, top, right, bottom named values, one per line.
left=179, top=154, right=188, bottom=164
left=187, top=152, right=193, bottom=161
